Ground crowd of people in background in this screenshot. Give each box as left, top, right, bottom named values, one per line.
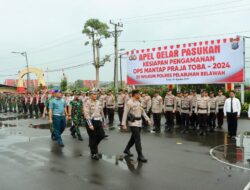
left=0, top=88, right=246, bottom=161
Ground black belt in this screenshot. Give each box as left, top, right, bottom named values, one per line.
left=166, top=105, right=174, bottom=107
left=107, top=105, right=114, bottom=106
left=181, top=108, right=190, bottom=110
left=210, top=108, right=216, bottom=110
left=199, top=108, right=207, bottom=110
left=118, top=104, right=124, bottom=105
left=134, top=117, right=142, bottom=120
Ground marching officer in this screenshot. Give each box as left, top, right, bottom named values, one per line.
left=106, top=90, right=115, bottom=126
left=122, top=90, right=151, bottom=163
left=151, top=91, right=163, bottom=133
left=117, top=89, right=126, bottom=127
left=216, top=90, right=226, bottom=128
left=163, top=89, right=176, bottom=133
left=69, top=91, right=84, bottom=141
left=195, top=90, right=210, bottom=136
left=180, top=91, right=192, bottom=134
left=208, top=92, right=217, bottom=132
left=49, top=89, right=69, bottom=147
left=84, top=90, right=106, bottom=160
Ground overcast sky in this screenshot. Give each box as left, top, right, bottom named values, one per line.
left=0, top=0, right=250, bottom=84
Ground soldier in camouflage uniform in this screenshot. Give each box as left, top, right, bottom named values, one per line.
left=3, top=93, right=8, bottom=113
left=7, top=93, right=13, bottom=112
left=12, top=93, right=18, bottom=113
left=69, top=92, right=84, bottom=141
left=0, top=93, right=3, bottom=112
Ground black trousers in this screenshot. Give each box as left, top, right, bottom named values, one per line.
left=190, top=111, right=198, bottom=127
left=165, top=111, right=174, bottom=129
left=33, top=104, right=39, bottom=117
left=209, top=112, right=216, bottom=128
left=26, top=103, right=33, bottom=117
left=175, top=111, right=181, bottom=126
left=181, top=113, right=190, bottom=130
left=198, top=113, right=208, bottom=131
left=23, top=102, right=27, bottom=114
left=86, top=120, right=105, bottom=155
left=125, top=127, right=142, bottom=156
left=107, top=108, right=114, bottom=124
left=226, top=112, right=238, bottom=137
left=39, top=103, right=45, bottom=115
left=103, top=107, right=107, bottom=119
left=217, top=109, right=224, bottom=127
left=118, top=107, right=124, bottom=124
left=153, top=113, right=161, bottom=131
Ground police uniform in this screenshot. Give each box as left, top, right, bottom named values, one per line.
left=175, top=93, right=182, bottom=126
left=163, top=93, right=176, bottom=132
left=140, top=94, right=151, bottom=132
left=99, top=93, right=107, bottom=120
left=208, top=93, right=217, bottom=131
left=84, top=91, right=105, bottom=160
left=122, top=94, right=150, bottom=162
left=180, top=93, right=192, bottom=133
left=151, top=94, right=163, bottom=133
left=117, top=92, right=125, bottom=126
left=190, top=92, right=198, bottom=129
left=106, top=93, right=115, bottom=125
left=216, top=91, right=226, bottom=128
left=195, top=95, right=210, bottom=136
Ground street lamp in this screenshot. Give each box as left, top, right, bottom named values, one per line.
left=12, top=51, right=30, bottom=91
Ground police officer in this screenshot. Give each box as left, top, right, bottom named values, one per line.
left=140, top=92, right=151, bottom=132
left=180, top=91, right=192, bottom=134
left=151, top=91, right=163, bottom=133
left=117, top=89, right=125, bottom=127
left=190, top=90, right=198, bottom=129
left=175, top=91, right=182, bottom=126
left=84, top=90, right=105, bottom=160
left=122, top=90, right=151, bottom=163
left=163, top=89, right=176, bottom=133
left=208, top=92, right=217, bottom=132
left=99, top=91, right=107, bottom=120
left=216, top=90, right=226, bottom=128
left=68, top=91, right=84, bottom=141
left=106, top=90, right=115, bottom=126
left=49, top=89, right=68, bottom=147
left=195, top=90, right=210, bottom=136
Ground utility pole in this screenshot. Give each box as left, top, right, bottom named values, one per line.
left=110, top=20, right=123, bottom=94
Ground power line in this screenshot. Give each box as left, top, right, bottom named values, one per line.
left=124, top=7, right=250, bottom=24
left=121, top=0, right=246, bottom=21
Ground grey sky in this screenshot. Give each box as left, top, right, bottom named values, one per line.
left=0, top=0, right=250, bottom=84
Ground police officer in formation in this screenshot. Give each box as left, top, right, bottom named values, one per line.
left=163, top=89, right=176, bottom=133
left=180, top=91, right=192, bottom=134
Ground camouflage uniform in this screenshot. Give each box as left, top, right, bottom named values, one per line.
left=69, top=98, right=83, bottom=140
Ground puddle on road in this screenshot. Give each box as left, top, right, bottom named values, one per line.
left=211, top=133, right=250, bottom=169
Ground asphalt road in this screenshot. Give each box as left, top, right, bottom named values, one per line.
left=0, top=112, right=250, bottom=190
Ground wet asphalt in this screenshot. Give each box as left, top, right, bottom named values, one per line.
left=0, top=112, right=250, bottom=190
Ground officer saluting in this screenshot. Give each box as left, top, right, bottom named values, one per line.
left=84, top=90, right=106, bottom=160
left=122, top=90, right=151, bottom=163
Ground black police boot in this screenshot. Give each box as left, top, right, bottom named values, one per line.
left=124, top=149, right=134, bottom=157
left=77, top=135, right=83, bottom=141
left=91, top=154, right=99, bottom=160
left=137, top=154, right=148, bottom=163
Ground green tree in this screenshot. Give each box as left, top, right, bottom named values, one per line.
left=82, top=18, right=111, bottom=89
left=60, top=79, right=67, bottom=92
